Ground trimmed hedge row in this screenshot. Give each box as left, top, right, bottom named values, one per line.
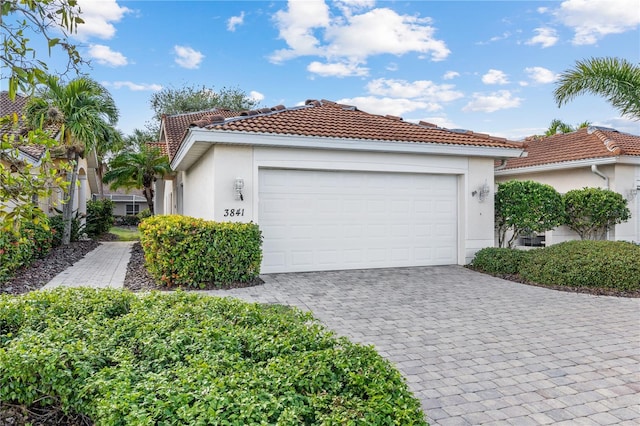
left=471, top=241, right=640, bottom=292
left=0, top=288, right=427, bottom=425
left=139, top=215, right=263, bottom=288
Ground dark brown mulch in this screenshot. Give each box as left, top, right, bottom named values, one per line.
left=0, top=402, right=92, bottom=426
left=123, top=242, right=264, bottom=292
left=466, top=267, right=640, bottom=298
left=1, top=240, right=100, bottom=295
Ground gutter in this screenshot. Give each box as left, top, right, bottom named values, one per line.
left=591, top=164, right=609, bottom=189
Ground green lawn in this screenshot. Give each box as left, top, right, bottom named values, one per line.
left=108, top=226, right=140, bottom=241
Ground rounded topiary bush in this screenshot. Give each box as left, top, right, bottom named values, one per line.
left=0, top=288, right=427, bottom=425
left=470, top=247, right=532, bottom=275
left=519, top=240, right=640, bottom=291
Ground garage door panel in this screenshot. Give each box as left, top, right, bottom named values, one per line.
left=259, top=169, right=457, bottom=273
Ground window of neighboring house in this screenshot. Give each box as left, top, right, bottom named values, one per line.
left=519, top=234, right=546, bottom=247
left=126, top=204, right=140, bottom=215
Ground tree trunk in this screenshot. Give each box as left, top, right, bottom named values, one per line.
left=62, top=151, right=80, bottom=245
left=96, top=161, right=105, bottom=198
left=143, top=185, right=155, bottom=215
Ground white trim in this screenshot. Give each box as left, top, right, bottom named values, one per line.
left=495, top=156, right=640, bottom=176
left=172, top=129, right=524, bottom=171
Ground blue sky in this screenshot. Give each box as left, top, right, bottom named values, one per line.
left=8, top=0, right=640, bottom=140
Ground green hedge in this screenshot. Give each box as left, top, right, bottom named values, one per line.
left=470, top=247, right=531, bottom=275
left=0, top=219, right=53, bottom=283
left=85, top=198, right=114, bottom=237
left=0, top=288, right=427, bottom=425
left=519, top=240, right=640, bottom=291
left=139, top=215, right=263, bottom=288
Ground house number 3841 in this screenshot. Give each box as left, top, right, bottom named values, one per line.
left=223, top=208, right=245, bottom=217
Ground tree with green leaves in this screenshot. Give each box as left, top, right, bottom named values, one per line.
left=495, top=180, right=565, bottom=248
left=24, top=76, right=119, bottom=244
left=142, top=84, right=260, bottom=135
left=103, top=145, right=171, bottom=215
left=563, top=187, right=630, bottom=240
left=554, top=57, right=640, bottom=120
left=1, top=0, right=85, bottom=98
left=544, top=119, right=591, bottom=136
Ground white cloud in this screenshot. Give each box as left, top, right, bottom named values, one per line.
left=526, top=27, right=558, bottom=48
left=227, top=11, right=245, bottom=31
left=270, top=1, right=450, bottom=76
left=173, top=45, right=204, bottom=69
left=386, top=62, right=399, bottom=71
left=249, top=91, right=265, bottom=102
left=482, top=69, right=509, bottom=85
left=104, top=81, right=163, bottom=91
left=367, top=78, right=463, bottom=103
left=463, top=90, right=522, bottom=113
left=87, top=44, right=127, bottom=67
left=443, top=71, right=460, bottom=80
left=524, top=66, right=558, bottom=84
left=307, top=61, right=369, bottom=77
left=75, top=0, right=131, bottom=40
left=336, top=96, right=435, bottom=116
left=555, top=0, right=640, bottom=45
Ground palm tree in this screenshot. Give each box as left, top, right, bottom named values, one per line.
left=554, top=57, right=640, bottom=120
left=544, top=119, right=591, bottom=136
left=24, top=76, right=119, bottom=244
left=103, top=145, right=171, bottom=215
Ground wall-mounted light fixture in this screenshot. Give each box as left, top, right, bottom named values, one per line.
left=471, top=181, right=491, bottom=202
left=627, top=187, right=638, bottom=201
left=234, top=178, right=244, bottom=201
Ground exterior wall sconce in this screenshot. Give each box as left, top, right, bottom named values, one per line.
left=471, top=182, right=491, bottom=202
left=234, top=178, right=244, bottom=201
left=626, top=187, right=638, bottom=201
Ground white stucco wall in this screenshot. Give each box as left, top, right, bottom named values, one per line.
left=179, top=144, right=496, bottom=266
left=496, top=163, right=640, bottom=244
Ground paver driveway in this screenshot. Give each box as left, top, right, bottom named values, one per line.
left=204, top=266, right=640, bottom=425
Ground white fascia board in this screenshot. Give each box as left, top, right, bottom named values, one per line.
left=494, top=157, right=639, bottom=176
left=172, top=129, right=524, bottom=171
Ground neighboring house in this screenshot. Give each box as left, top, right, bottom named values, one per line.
left=0, top=91, right=97, bottom=220
left=495, top=126, right=640, bottom=245
left=155, top=99, right=523, bottom=273
left=96, top=186, right=147, bottom=216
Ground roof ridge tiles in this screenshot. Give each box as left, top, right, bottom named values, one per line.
left=588, top=127, right=623, bottom=155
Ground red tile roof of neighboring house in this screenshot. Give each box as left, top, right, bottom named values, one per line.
left=1, top=91, right=61, bottom=161
left=160, top=109, right=241, bottom=160
left=146, top=142, right=168, bottom=156
left=162, top=99, right=521, bottom=160
left=500, top=127, right=640, bottom=170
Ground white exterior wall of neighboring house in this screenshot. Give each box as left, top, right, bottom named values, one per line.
left=178, top=143, right=498, bottom=267
left=496, top=162, right=640, bottom=244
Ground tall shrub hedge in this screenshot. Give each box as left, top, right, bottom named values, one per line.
left=85, top=198, right=114, bottom=237
left=0, top=218, right=52, bottom=283
left=139, top=215, right=263, bottom=288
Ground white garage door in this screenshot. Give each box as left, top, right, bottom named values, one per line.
left=259, top=169, right=458, bottom=273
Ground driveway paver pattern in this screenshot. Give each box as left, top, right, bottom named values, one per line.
left=203, top=266, right=640, bottom=426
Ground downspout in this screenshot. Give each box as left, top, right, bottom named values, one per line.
left=591, top=164, right=609, bottom=189
left=495, top=159, right=508, bottom=171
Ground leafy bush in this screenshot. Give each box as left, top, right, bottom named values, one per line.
left=85, top=198, right=115, bottom=237
left=0, top=218, right=52, bottom=283
left=495, top=180, right=564, bottom=248
left=49, top=214, right=80, bottom=247
left=115, top=214, right=140, bottom=226
left=139, top=215, right=263, bottom=288
left=137, top=208, right=152, bottom=221
left=470, top=247, right=531, bottom=275
left=520, top=240, right=640, bottom=291
left=0, top=288, right=427, bottom=425
left=563, top=188, right=631, bottom=240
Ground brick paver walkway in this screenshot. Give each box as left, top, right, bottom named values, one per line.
left=203, top=266, right=640, bottom=426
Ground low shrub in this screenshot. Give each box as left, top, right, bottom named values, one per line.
left=470, top=247, right=531, bottom=275
left=114, top=214, right=140, bottom=226
left=85, top=199, right=114, bottom=237
left=0, top=288, right=427, bottom=425
left=136, top=208, right=151, bottom=221
left=520, top=240, right=640, bottom=291
left=139, top=215, right=263, bottom=288
left=49, top=214, right=80, bottom=247
left=0, top=218, right=52, bottom=283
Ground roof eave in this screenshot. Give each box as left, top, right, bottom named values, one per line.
left=495, top=155, right=640, bottom=176
left=172, top=129, right=524, bottom=171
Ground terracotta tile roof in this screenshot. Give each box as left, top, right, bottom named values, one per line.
left=1, top=91, right=60, bottom=161
left=161, top=100, right=522, bottom=160
left=161, top=109, right=240, bottom=160
left=146, top=142, right=168, bottom=156
left=501, top=127, right=640, bottom=170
